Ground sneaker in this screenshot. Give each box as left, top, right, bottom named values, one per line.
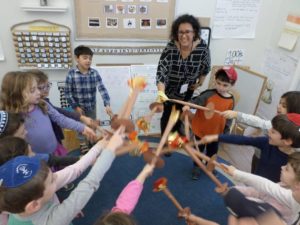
left=80, top=142, right=89, bottom=155
left=164, top=153, right=172, bottom=157
left=191, top=167, right=200, bottom=180
left=63, top=183, right=75, bottom=191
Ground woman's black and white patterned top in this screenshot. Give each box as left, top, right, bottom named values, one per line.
left=156, top=40, right=211, bottom=100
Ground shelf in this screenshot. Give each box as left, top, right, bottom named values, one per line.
left=21, top=4, right=68, bottom=12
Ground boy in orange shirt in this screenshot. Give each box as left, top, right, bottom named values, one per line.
left=183, top=66, right=237, bottom=180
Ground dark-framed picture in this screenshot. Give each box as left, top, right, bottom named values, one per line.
left=200, top=27, right=211, bottom=48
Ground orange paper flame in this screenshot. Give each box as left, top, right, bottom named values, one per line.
left=136, top=117, right=150, bottom=133
left=153, top=177, right=168, bottom=192
left=128, top=130, right=138, bottom=142
left=168, top=132, right=188, bottom=148
left=128, top=76, right=147, bottom=90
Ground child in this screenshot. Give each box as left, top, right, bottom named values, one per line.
left=178, top=210, right=285, bottom=225
left=30, top=69, right=98, bottom=153
left=0, top=127, right=124, bottom=225
left=222, top=91, right=300, bottom=173
left=200, top=113, right=300, bottom=182
left=221, top=151, right=300, bottom=225
left=0, top=111, right=26, bottom=139
left=183, top=66, right=237, bottom=180
left=0, top=71, right=96, bottom=156
left=64, top=45, right=112, bottom=118
left=94, top=163, right=155, bottom=225
left=0, top=136, right=80, bottom=168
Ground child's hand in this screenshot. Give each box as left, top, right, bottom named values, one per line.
left=106, top=126, right=125, bottom=152
left=80, top=116, right=98, bottom=129
left=75, top=107, right=84, bottom=115
left=221, top=164, right=236, bottom=176
left=199, top=135, right=218, bottom=144
left=136, top=163, right=155, bottom=184
left=182, top=106, right=190, bottom=112
left=221, top=110, right=238, bottom=119
left=95, top=134, right=109, bottom=149
left=82, top=126, right=97, bottom=141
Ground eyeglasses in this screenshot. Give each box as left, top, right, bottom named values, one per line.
left=178, top=30, right=194, bottom=36
left=38, top=82, right=52, bottom=91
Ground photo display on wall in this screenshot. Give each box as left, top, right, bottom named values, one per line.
left=11, top=19, right=72, bottom=69
left=74, top=0, right=175, bottom=40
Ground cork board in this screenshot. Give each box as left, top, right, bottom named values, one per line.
left=74, top=0, right=175, bottom=40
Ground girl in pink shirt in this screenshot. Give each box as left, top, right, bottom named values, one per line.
left=95, top=163, right=155, bottom=225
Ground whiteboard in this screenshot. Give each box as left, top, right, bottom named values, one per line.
left=207, top=65, right=267, bottom=115
left=131, top=65, right=161, bottom=134
left=95, top=65, right=161, bottom=134
left=95, top=66, right=132, bottom=125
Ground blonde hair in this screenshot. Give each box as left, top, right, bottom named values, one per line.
left=0, top=71, right=47, bottom=113
left=94, top=211, right=137, bottom=225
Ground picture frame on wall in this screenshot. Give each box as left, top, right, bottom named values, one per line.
left=200, top=27, right=211, bottom=47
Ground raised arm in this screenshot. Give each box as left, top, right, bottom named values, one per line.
left=47, top=128, right=124, bottom=225
left=222, top=111, right=272, bottom=130
left=112, top=163, right=155, bottom=214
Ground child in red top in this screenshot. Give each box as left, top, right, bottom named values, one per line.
left=183, top=66, right=237, bottom=180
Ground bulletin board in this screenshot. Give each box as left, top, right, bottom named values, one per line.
left=74, top=0, right=175, bottom=40
left=11, top=20, right=72, bottom=69
left=208, top=65, right=267, bottom=115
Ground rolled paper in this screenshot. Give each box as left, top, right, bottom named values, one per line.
left=162, top=188, right=184, bottom=211
left=123, top=88, right=140, bottom=119
left=153, top=177, right=184, bottom=211
left=154, top=106, right=180, bottom=157
left=184, top=113, right=190, bottom=141
left=183, top=144, right=227, bottom=193
left=149, top=102, right=164, bottom=113
left=157, top=91, right=221, bottom=115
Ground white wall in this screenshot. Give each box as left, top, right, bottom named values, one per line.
left=0, top=0, right=299, bottom=94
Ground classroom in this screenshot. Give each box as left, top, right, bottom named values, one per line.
left=0, top=0, right=299, bottom=225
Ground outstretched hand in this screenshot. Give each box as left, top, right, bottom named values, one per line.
left=221, top=110, right=238, bottom=119
left=199, top=135, right=218, bottom=145
left=136, top=163, right=155, bottom=184
left=220, top=164, right=236, bottom=177
left=82, top=126, right=97, bottom=142
left=106, top=126, right=125, bottom=152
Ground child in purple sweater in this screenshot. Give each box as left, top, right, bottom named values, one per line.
left=0, top=71, right=96, bottom=156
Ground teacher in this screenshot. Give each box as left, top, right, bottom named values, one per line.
left=156, top=14, right=211, bottom=139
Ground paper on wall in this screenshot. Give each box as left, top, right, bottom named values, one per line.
left=212, top=0, right=261, bottom=39
left=278, top=31, right=298, bottom=51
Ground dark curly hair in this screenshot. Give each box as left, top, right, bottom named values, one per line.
left=170, top=14, right=201, bottom=41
